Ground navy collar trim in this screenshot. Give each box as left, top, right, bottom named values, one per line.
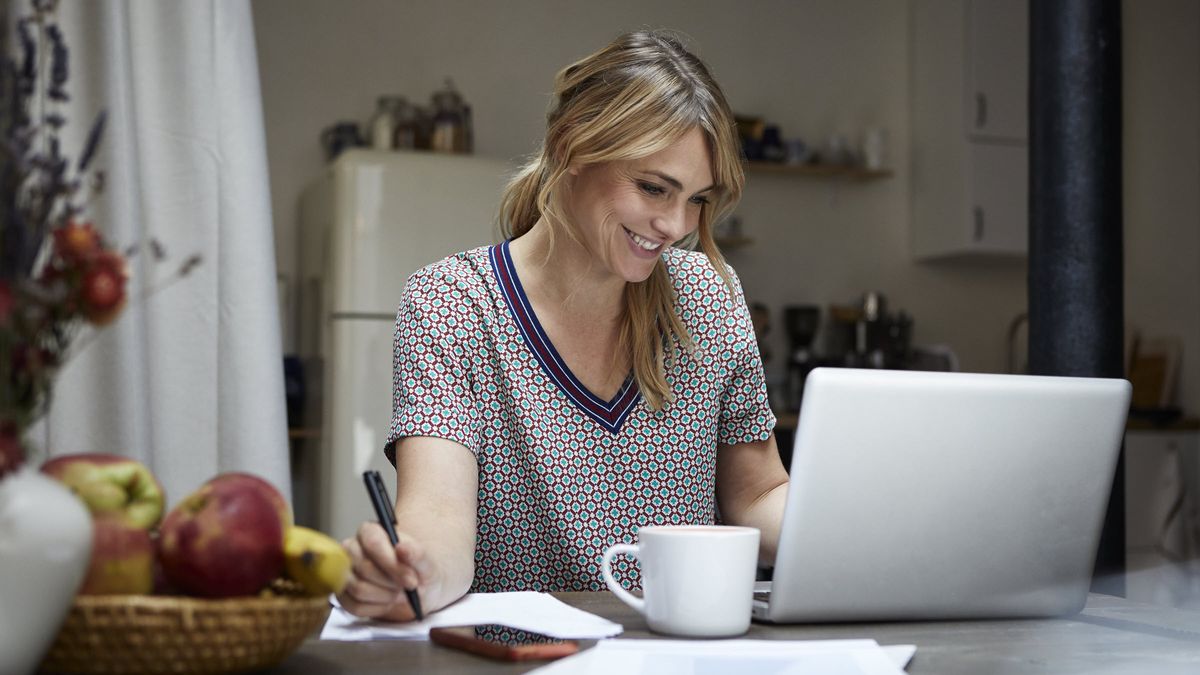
left=489, top=241, right=640, bottom=433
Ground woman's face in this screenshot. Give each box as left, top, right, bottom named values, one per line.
left=565, top=126, right=715, bottom=284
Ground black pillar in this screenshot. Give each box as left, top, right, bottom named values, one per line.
left=1029, top=0, right=1125, bottom=596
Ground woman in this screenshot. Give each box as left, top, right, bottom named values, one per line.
left=338, top=30, right=789, bottom=621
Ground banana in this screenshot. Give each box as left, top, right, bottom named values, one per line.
left=284, top=525, right=351, bottom=597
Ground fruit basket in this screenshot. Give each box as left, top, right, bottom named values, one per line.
left=38, top=583, right=330, bottom=675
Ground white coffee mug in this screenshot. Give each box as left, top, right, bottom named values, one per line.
left=601, top=525, right=760, bottom=637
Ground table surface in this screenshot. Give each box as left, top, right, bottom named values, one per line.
left=270, top=592, right=1200, bottom=674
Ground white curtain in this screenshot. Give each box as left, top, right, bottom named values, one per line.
left=30, top=0, right=291, bottom=505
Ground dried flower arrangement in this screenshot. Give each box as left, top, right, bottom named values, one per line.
left=0, top=0, right=199, bottom=477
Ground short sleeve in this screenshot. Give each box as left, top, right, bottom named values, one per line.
left=717, top=268, right=776, bottom=445
left=384, top=270, right=481, bottom=465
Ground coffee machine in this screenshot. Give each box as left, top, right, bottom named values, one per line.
left=828, top=292, right=913, bottom=370
left=784, top=305, right=821, bottom=411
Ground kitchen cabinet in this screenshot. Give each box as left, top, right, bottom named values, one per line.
left=910, top=0, right=1028, bottom=260
left=966, top=0, right=1028, bottom=143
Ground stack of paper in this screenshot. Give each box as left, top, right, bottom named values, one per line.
left=530, top=638, right=917, bottom=675
left=319, top=591, right=624, bottom=641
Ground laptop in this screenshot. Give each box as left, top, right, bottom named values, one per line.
left=753, top=367, right=1132, bottom=623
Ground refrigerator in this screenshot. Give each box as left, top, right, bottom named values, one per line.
left=297, top=149, right=511, bottom=540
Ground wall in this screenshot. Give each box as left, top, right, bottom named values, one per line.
left=1123, top=0, right=1200, bottom=415
left=252, top=0, right=1199, bottom=414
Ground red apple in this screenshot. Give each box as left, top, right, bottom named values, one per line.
left=157, top=473, right=286, bottom=597
left=41, top=453, right=165, bottom=530
left=79, top=517, right=155, bottom=595
left=212, top=472, right=294, bottom=528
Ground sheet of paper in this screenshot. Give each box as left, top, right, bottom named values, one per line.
left=529, top=638, right=916, bottom=675
left=881, top=644, right=917, bottom=669
left=319, top=591, right=624, bottom=641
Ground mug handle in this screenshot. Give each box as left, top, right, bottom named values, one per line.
left=601, top=544, right=644, bottom=614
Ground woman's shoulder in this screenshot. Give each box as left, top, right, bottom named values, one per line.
left=404, top=245, right=495, bottom=295
left=661, top=247, right=751, bottom=346
left=399, top=245, right=499, bottom=320
left=661, top=246, right=741, bottom=301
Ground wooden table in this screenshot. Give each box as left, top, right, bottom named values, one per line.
left=270, top=592, right=1200, bottom=674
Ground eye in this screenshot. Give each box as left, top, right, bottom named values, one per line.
left=638, top=181, right=666, bottom=197
left=689, top=195, right=710, bottom=207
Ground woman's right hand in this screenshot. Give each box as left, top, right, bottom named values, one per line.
left=337, top=521, right=439, bottom=622
left=336, top=436, right=480, bottom=621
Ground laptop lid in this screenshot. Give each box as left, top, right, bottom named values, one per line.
left=763, top=368, right=1131, bottom=623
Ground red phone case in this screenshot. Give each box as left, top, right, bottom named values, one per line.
left=429, top=626, right=580, bottom=661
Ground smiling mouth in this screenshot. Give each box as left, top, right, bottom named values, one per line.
left=623, top=226, right=662, bottom=252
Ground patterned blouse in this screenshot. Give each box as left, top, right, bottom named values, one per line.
left=385, top=241, right=775, bottom=592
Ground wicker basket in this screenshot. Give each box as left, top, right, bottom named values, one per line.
left=38, top=586, right=331, bottom=675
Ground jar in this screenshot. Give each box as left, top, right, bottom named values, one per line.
left=412, top=105, right=433, bottom=150
left=392, top=100, right=418, bottom=150
left=319, top=121, right=363, bottom=161
left=368, top=96, right=408, bottom=150
left=430, top=79, right=469, bottom=153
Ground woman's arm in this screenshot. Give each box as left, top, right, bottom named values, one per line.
left=338, top=436, right=478, bottom=621
left=716, top=433, right=789, bottom=565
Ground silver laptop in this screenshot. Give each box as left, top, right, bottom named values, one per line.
left=753, top=367, right=1131, bottom=623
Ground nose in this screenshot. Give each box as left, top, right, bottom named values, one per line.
left=650, top=201, right=693, bottom=242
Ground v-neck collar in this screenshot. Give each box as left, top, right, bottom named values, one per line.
left=489, top=241, right=640, bottom=433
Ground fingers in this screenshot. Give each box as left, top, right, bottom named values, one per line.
left=357, top=521, right=424, bottom=589
left=337, top=583, right=417, bottom=621
left=335, top=522, right=428, bottom=620
left=344, top=532, right=397, bottom=590
left=393, top=535, right=430, bottom=589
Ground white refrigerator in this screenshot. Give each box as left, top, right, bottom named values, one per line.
left=297, top=149, right=511, bottom=540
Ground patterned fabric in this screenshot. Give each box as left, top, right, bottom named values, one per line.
left=490, top=243, right=641, bottom=432
left=386, top=241, right=775, bottom=592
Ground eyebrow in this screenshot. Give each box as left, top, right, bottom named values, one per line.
left=642, top=170, right=716, bottom=195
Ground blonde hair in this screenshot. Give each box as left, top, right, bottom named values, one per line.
left=499, top=30, right=744, bottom=411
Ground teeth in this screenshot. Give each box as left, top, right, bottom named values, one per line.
left=626, top=228, right=660, bottom=251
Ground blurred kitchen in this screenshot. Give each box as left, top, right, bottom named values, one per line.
left=251, top=0, right=1200, bottom=607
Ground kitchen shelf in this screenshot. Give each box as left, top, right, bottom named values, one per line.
left=746, top=162, right=892, bottom=181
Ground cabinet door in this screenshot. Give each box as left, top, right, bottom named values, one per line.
left=969, top=143, right=1027, bottom=254
left=966, top=0, right=1028, bottom=142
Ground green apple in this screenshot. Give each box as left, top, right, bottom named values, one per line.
left=41, top=453, right=165, bottom=530
left=79, top=516, right=155, bottom=595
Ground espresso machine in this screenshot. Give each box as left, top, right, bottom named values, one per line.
left=784, top=305, right=821, bottom=411
left=828, top=292, right=913, bottom=370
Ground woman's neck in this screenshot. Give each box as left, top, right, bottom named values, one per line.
left=508, top=218, right=625, bottom=326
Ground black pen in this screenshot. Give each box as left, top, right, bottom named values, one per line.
left=363, top=470, right=424, bottom=621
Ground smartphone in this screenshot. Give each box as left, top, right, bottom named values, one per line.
left=428, top=624, right=580, bottom=661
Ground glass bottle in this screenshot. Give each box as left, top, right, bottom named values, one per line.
left=368, top=96, right=407, bottom=151
left=430, top=79, right=468, bottom=153
left=412, top=106, right=433, bottom=150
left=392, top=99, right=418, bottom=150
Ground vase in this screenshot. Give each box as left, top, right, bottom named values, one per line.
left=0, top=464, right=93, bottom=675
